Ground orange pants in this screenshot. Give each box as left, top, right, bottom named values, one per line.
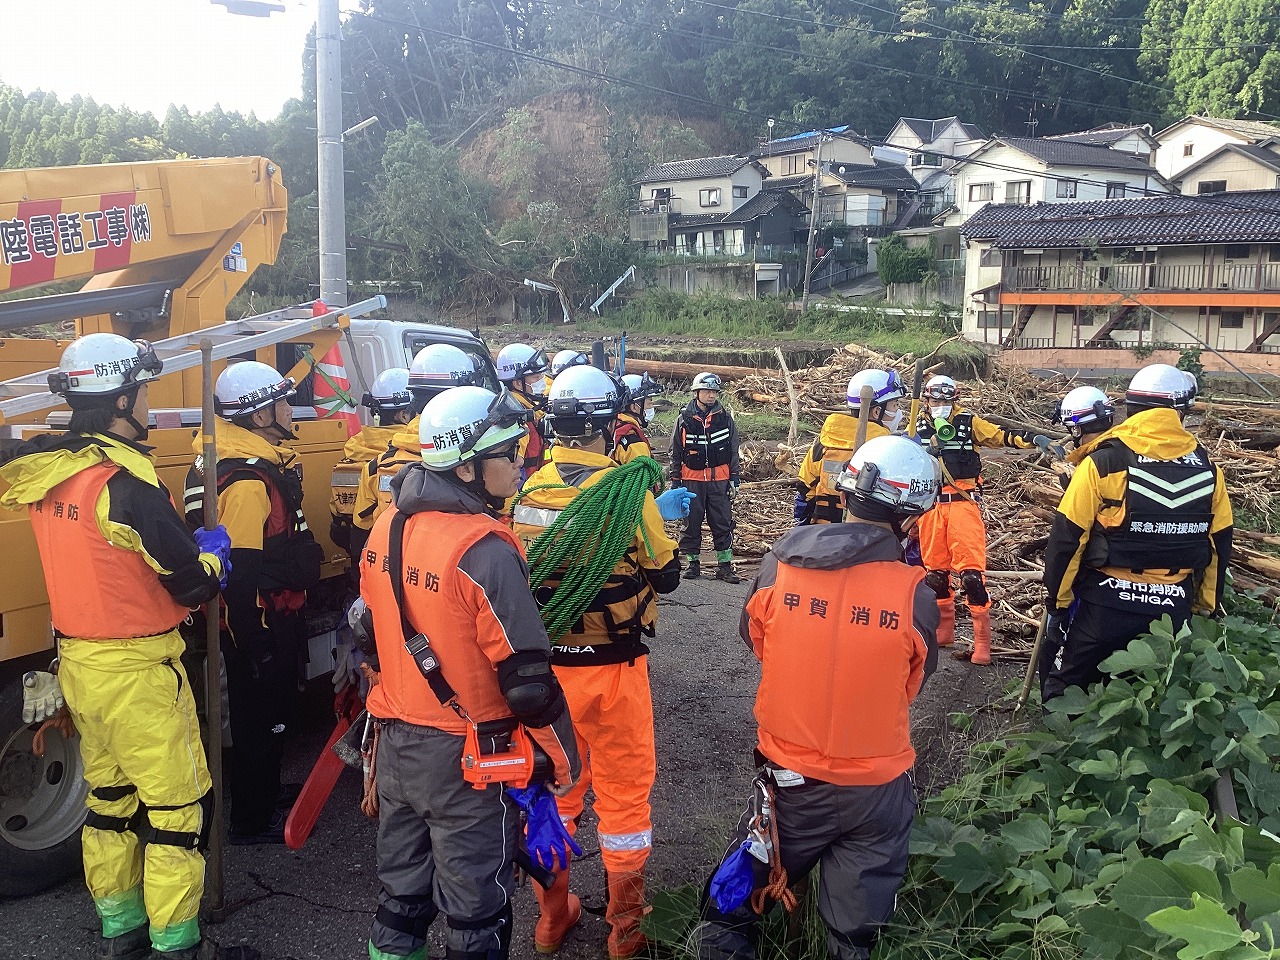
left=553, top=659, right=656, bottom=874
left=918, top=494, right=987, bottom=573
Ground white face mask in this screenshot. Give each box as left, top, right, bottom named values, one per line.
left=930, top=404, right=953, bottom=420
left=643, top=405, right=656, bottom=422
left=529, top=377, right=548, bottom=397
left=883, top=409, right=904, bottom=432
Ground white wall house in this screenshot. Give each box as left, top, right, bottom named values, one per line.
left=1174, top=140, right=1280, bottom=195
left=1044, top=123, right=1159, bottom=164
left=883, top=116, right=986, bottom=184
left=948, top=137, right=1171, bottom=226
left=634, top=155, right=770, bottom=216
left=1155, top=116, right=1280, bottom=183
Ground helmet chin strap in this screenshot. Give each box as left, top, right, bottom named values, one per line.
left=118, top=388, right=149, bottom=441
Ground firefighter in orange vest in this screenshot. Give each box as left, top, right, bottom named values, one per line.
left=1041, top=365, right=1233, bottom=701
left=0, top=335, right=237, bottom=959
left=496, top=343, right=552, bottom=482
left=361, top=385, right=581, bottom=960
left=183, top=362, right=324, bottom=846
left=352, top=344, right=482, bottom=554
left=612, top=372, right=663, bottom=466
left=670, top=372, right=741, bottom=582
left=793, top=368, right=906, bottom=524
left=914, top=374, right=1054, bottom=665
left=330, top=367, right=413, bottom=557
left=511, top=366, right=686, bottom=959
left=691, top=435, right=941, bottom=960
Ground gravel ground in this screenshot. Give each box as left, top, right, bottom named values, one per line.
left=0, top=565, right=1019, bottom=960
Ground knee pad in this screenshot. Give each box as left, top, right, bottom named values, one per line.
left=497, top=652, right=565, bottom=728
left=960, top=570, right=989, bottom=608
left=84, top=784, right=143, bottom=835
left=924, top=570, right=951, bottom=600
left=139, top=790, right=214, bottom=853
left=375, top=896, right=439, bottom=942
left=447, top=904, right=512, bottom=960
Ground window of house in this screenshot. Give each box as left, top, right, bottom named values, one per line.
left=732, top=185, right=748, bottom=199
left=1225, top=244, right=1251, bottom=259
left=1270, top=244, right=1280, bottom=262
left=1183, top=143, right=1194, bottom=157
left=1106, top=182, right=1127, bottom=199
left=782, top=154, right=804, bottom=176
left=976, top=311, right=1005, bottom=329
left=1006, top=181, right=1032, bottom=204
left=969, top=182, right=994, bottom=202
left=941, top=243, right=955, bottom=258
left=1220, top=309, right=1246, bottom=329
left=1078, top=309, right=1095, bottom=327
left=699, top=188, right=721, bottom=207
left=980, top=247, right=1002, bottom=267
left=651, top=187, right=671, bottom=200
left=1056, top=179, right=1078, bottom=199
left=912, top=152, right=942, bottom=167
left=1197, top=180, right=1228, bottom=194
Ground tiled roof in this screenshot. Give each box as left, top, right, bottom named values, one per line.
left=895, top=117, right=985, bottom=144
left=637, top=154, right=761, bottom=184
left=960, top=189, right=1280, bottom=248
left=1046, top=124, right=1152, bottom=148
left=674, top=190, right=809, bottom=228
left=831, top=161, right=919, bottom=191
left=979, top=137, right=1158, bottom=172
left=756, top=126, right=852, bottom=158
left=1160, top=116, right=1280, bottom=141
left=1225, top=142, right=1280, bottom=172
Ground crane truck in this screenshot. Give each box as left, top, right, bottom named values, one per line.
left=0, top=156, right=496, bottom=896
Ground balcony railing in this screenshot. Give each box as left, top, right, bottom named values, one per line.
left=1005, top=261, right=1280, bottom=294
left=632, top=198, right=682, bottom=214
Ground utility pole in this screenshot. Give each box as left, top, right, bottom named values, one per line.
left=317, top=0, right=347, bottom=306
left=801, top=133, right=828, bottom=313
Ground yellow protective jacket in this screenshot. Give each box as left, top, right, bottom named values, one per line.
left=795, top=414, right=890, bottom=524
left=353, top=417, right=419, bottom=532
left=612, top=412, right=653, bottom=465
left=1043, top=408, right=1233, bottom=615
left=0, top=432, right=222, bottom=638
left=331, top=424, right=398, bottom=548
left=512, top=447, right=678, bottom=665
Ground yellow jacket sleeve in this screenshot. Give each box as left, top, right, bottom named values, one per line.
left=1198, top=467, right=1234, bottom=613
left=796, top=442, right=821, bottom=490
left=636, top=491, right=678, bottom=570
left=353, top=459, right=380, bottom=531
left=1042, top=457, right=1102, bottom=610
left=218, top=480, right=271, bottom=551
left=971, top=414, right=1035, bottom=450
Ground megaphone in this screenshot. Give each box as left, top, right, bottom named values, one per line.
left=933, top=418, right=957, bottom=442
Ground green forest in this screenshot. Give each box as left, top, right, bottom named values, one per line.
left=3, top=0, right=1279, bottom=307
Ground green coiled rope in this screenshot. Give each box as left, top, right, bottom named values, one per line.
left=518, top=455, right=663, bottom=641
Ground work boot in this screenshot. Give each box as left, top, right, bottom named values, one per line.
left=683, top=559, right=701, bottom=580
left=715, top=563, right=741, bottom=584
left=228, top=809, right=286, bottom=845
left=155, top=938, right=262, bottom=959
left=969, top=603, right=992, bottom=665
left=606, top=870, right=650, bottom=960
left=100, top=926, right=150, bottom=960
left=936, top=599, right=956, bottom=647
left=534, top=866, right=582, bottom=953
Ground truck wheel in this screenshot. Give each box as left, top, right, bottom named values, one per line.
left=0, top=671, right=87, bottom=898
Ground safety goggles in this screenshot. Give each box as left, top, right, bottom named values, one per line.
left=458, top=389, right=531, bottom=456
left=513, top=349, right=551, bottom=379
left=478, top=442, right=521, bottom=463
left=631, top=373, right=665, bottom=401
left=126, top=340, right=164, bottom=384
left=924, top=383, right=958, bottom=402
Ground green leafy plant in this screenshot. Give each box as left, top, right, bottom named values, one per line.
left=1178, top=347, right=1206, bottom=382
left=877, top=599, right=1280, bottom=960
left=876, top=235, right=933, bottom=285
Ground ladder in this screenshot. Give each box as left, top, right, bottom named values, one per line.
left=590, top=265, right=636, bottom=314
left=0, top=296, right=387, bottom=427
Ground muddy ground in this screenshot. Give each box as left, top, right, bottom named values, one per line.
left=0, top=563, right=1019, bottom=960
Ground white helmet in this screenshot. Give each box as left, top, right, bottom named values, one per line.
left=1182, top=369, right=1199, bottom=401
left=48, top=334, right=162, bottom=400
left=419, top=386, right=530, bottom=471
left=690, top=372, right=722, bottom=392
left=214, top=361, right=297, bottom=419
left=1055, top=386, right=1114, bottom=436
left=1126, top=363, right=1195, bottom=413
left=923, top=374, right=958, bottom=403
left=409, top=344, right=479, bottom=396
left=847, top=369, right=906, bottom=411
left=546, top=365, right=623, bottom=437
left=363, top=367, right=412, bottom=416
left=496, top=343, right=550, bottom=383
left=834, top=435, right=940, bottom=517
left=550, top=350, right=590, bottom=377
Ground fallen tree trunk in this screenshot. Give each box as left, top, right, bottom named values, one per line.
left=626, top=357, right=776, bottom=382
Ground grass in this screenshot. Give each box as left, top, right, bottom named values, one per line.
left=646, top=401, right=798, bottom=448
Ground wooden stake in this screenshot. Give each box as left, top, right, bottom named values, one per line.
left=199, top=340, right=225, bottom=914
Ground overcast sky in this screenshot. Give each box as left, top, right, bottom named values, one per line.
left=0, top=0, right=361, bottom=119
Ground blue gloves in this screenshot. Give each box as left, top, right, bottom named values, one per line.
left=506, top=783, right=582, bottom=871
left=655, top=487, right=697, bottom=521
left=709, top=841, right=757, bottom=913
left=194, top=524, right=232, bottom=588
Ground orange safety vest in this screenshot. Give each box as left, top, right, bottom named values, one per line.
left=363, top=509, right=526, bottom=733
left=752, top=558, right=926, bottom=786
left=30, top=462, right=190, bottom=639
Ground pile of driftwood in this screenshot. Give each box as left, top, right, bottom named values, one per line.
left=719, top=348, right=1280, bottom=658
